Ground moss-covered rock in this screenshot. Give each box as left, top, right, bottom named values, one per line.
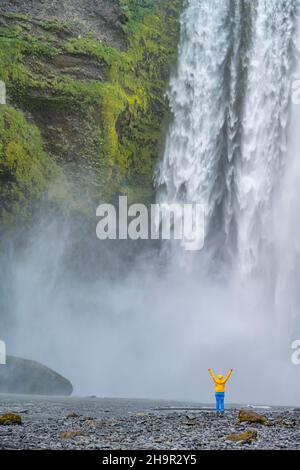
left=0, top=106, right=59, bottom=225
left=226, top=429, right=258, bottom=443
left=0, top=412, right=22, bottom=425
left=0, top=0, right=183, bottom=224
left=238, top=409, right=267, bottom=425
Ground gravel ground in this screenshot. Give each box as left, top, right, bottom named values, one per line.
left=0, top=396, right=299, bottom=450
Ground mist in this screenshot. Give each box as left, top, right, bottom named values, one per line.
left=2, top=0, right=300, bottom=408
left=0, top=210, right=298, bottom=407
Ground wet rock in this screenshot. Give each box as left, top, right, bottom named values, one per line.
left=0, top=412, right=22, bottom=425
left=183, top=415, right=198, bottom=426
left=0, top=402, right=299, bottom=450
left=0, top=356, right=73, bottom=396
left=276, top=418, right=297, bottom=428
left=239, top=409, right=266, bottom=425
left=66, top=412, right=79, bottom=419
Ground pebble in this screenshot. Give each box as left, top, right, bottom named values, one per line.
left=0, top=401, right=299, bottom=450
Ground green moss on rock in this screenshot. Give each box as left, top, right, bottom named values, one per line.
left=0, top=412, right=22, bottom=425
left=238, top=409, right=267, bottom=425
left=0, top=0, right=183, bottom=223
left=0, top=106, right=59, bottom=225
left=226, top=430, right=258, bottom=443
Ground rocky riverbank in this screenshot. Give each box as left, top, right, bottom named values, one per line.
left=0, top=397, right=299, bottom=450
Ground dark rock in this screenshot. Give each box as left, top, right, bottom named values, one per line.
left=0, top=356, right=73, bottom=396
left=0, top=404, right=299, bottom=450
left=0, top=0, right=126, bottom=49
left=276, top=418, right=297, bottom=428
left=183, top=415, right=198, bottom=426
left=66, top=412, right=79, bottom=419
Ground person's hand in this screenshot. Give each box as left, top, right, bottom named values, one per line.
left=208, top=368, right=211, bottom=371
left=230, top=368, right=234, bottom=371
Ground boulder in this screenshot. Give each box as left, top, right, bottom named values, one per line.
left=239, top=409, right=266, bottom=425
left=0, top=412, right=22, bottom=425
left=66, top=412, right=80, bottom=419
left=226, top=429, right=258, bottom=443
left=0, top=356, right=73, bottom=396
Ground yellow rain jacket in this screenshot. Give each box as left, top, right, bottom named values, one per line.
left=209, top=369, right=233, bottom=393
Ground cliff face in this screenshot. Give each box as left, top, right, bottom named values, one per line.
left=0, top=0, right=126, bottom=48
left=0, top=0, right=183, bottom=225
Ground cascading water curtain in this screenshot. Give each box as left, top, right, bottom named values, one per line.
left=157, top=0, right=299, bottom=286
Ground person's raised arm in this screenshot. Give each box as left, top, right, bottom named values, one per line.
left=224, top=368, right=233, bottom=383
left=208, top=368, right=217, bottom=382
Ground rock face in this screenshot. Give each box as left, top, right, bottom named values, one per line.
left=0, top=0, right=183, bottom=224
left=0, top=0, right=126, bottom=49
left=0, top=356, right=73, bottom=396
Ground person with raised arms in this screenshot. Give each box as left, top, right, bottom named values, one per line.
left=208, top=368, right=233, bottom=416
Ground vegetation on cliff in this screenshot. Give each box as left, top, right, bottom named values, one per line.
left=0, top=106, right=59, bottom=226
left=0, top=0, right=183, bottom=224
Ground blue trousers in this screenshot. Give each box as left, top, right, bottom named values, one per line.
left=215, top=392, right=225, bottom=413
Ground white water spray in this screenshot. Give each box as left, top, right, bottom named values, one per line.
left=158, top=0, right=299, bottom=286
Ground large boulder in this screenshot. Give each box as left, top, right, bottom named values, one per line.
left=238, top=409, right=266, bottom=425
left=0, top=412, right=22, bottom=425
left=0, top=356, right=73, bottom=396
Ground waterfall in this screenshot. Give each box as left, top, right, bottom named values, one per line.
left=157, top=0, right=299, bottom=285
left=3, top=0, right=300, bottom=404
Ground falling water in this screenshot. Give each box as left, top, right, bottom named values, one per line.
left=157, top=0, right=299, bottom=286
left=3, top=0, right=300, bottom=404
